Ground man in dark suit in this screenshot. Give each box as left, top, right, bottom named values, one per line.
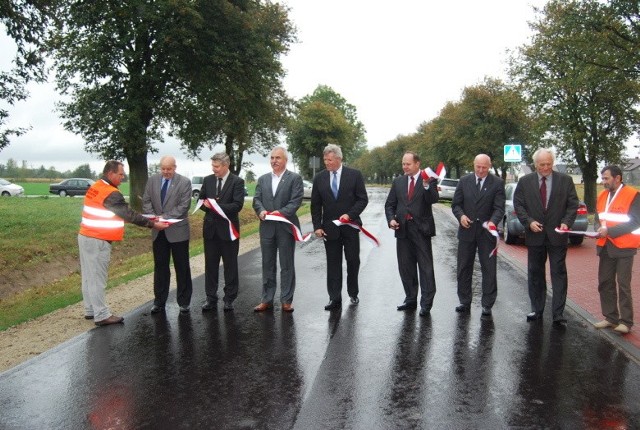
left=252, top=146, right=304, bottom=312
left=311, top=143, right=369, bottom=310
left=384, top=151, right=439, bottom=316
left=514, top=148, right=579, bottom=326
left=199, top=152, right=246, bottom=312
left=451, top=154, right=505, bottom=318
left=142, top=155, right=193, bottom=314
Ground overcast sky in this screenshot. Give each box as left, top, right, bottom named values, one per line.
left=0, top=0, right=568, bottom=178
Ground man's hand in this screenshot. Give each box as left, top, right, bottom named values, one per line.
left=315, top=228, right=326, bottom=239
left=153, top=221, right=170, bottom=231
left=389, top=219, right=400, bottom=230
left=529, top=221, right=544, bottom=233
left=460, top=215, right=473, bottom=229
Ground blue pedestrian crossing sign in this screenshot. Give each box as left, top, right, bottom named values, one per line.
left=504, top=144, right=522, bottom=162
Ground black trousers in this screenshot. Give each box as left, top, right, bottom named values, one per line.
left=204, top=235, right=240, bottom=303
left=152, top=231, right=192, bottom=307
left=396, top=221, right=436, bottom=309
left=324, top=226, right=360, bottom=301
left=527, top=241, right=568, bottom=320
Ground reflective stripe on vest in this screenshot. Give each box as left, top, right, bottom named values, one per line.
left=79, top=179, right=125, bottom=241
left=596, top=185, right=640, bottom=249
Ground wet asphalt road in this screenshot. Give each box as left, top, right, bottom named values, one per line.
left=1, top=188, right=639, bottom=429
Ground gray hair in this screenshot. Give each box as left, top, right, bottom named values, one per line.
left=271, top=146, right=289, bottom=160
left=532, top=148, right=555, bottom=164
left=323, top=143, right=343, bottom=159
left=211, top=152, right=230, bottom=165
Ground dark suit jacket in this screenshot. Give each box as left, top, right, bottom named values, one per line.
left=311, top=166, right=368, bottom=240
left=514, top=171, right=579, bottom=246
left=451, top=173, right=505, bottom=242
left=253, top=170, right=304, bottom=238
left=142, top=173, right=192, bottom=243
left=200, top=173, right=245, bottom=240
left=384, top=175, right=439, bottom=239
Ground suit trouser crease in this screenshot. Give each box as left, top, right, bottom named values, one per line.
left=78, top=234, right=112, bottom=321
left=260, top=229, right=296, bottom=304
left=324, top=228, right=360, bottom=301
left=527, top=243, right=568, bottom=319
left=598, top=249, right=634, bottom=327
left=153, top=231, right=193, bottom=307
left=396, top=222, right=436, bottom=308
left=456, top=232, right=498, bottom=308
left=204, top=235, right=240, bottom=303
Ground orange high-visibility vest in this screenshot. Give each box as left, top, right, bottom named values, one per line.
left=78, top=180, right=125, bottom=241
left=596, top=185, right=640, bottom=249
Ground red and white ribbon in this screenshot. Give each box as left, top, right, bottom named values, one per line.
left=483, top=221, right=499, bottom=257
left=420, top=162, right=447, bottom=181
left=193, top=198, right=239, bottom=241
left=554, top=227, right=599, bottom=238
left=332, top=217, right=380, bottom=247
left=264, top=212, right=312, bottom=242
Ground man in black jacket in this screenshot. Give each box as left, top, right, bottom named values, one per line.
left=384, top=152, right=439, bottom=316
left=311, top=144, right=369, bottom=310
left=451, top=154, right=505, bottom=317
left=514, top=148, right=578, bottom=326
left=199, top=152, right=245, bottom=312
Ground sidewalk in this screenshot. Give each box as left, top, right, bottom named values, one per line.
left=499, top=236, right=640, bottom=359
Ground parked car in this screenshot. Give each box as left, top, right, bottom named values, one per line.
left=437, top=178, right=459, bottom=201
left=191, top=175, right=248, bottom=199
left=49, top=178, right=95, bottom=197
left=0, top=178, right=25, bottom=196
left=302, top=180, right=312, bottom=199
left=501, top=182, right=589, bottom=245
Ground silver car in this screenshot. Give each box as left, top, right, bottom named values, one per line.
left=0, top=178, right=25, bottom=196
left=302, top=180, right=312, bottom=199
left=437, top=178, right=459, bottom=201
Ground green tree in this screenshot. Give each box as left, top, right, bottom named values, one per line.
left=50, top=0, right=294, bottom=210
left=298, top=85, right=367, bottom=156
left=287, top=100, right=356, bottom=179
left=71, top=163, right=93, bottom=179
left=0, top=0, right=56, bottom=151
left=510, top=0, right=640, bottom=211
left=245, top=170, right=256, bottom=183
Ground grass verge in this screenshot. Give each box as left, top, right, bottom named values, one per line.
left=0, top=200, right=309, bottom=331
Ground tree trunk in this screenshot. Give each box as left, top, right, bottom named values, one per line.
left=580, top=158, right=600, bottom=213
left=126, top=152, right=149, bottom=212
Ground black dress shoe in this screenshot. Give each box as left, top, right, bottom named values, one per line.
left=350, top=296, right=359, bottom=305
left=150, top=305, right=164, bottom=314
left=223, top=302, right=234, bottom=312
left=201, top=301, right=216, bottom=311
left=324, top=300, right=342, bottom=310
left=553, top=318, right=567, bottom=328
left=526, top=311, right=543, bottom=321
left=419, top=308, right=431, bottom=317
left=481, top=307, right=492, bottom=317
left=455, top=304, right=471, bottom=313
left=397, top=302, right=417, bottom=311
left=179, top=306, right=190, bottom=313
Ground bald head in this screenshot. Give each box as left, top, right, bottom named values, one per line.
left=473, top=154, right=492, bottom=179
left=160, top=155, right=177, bottom=180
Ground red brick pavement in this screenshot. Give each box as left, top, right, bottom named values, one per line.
left=500, top=237, right=640, bottom=352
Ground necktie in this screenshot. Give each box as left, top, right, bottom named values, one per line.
left=477, top=177, right=482, bottom=192
left=217, top=177, right=223, bottom=197
left=331, top=171, right=338, bottom=199
left=408, top=175, right=415, bottom=200
left=540, top=176, right=547, bottom=210
left=160, top=179, right=168, bottom=206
